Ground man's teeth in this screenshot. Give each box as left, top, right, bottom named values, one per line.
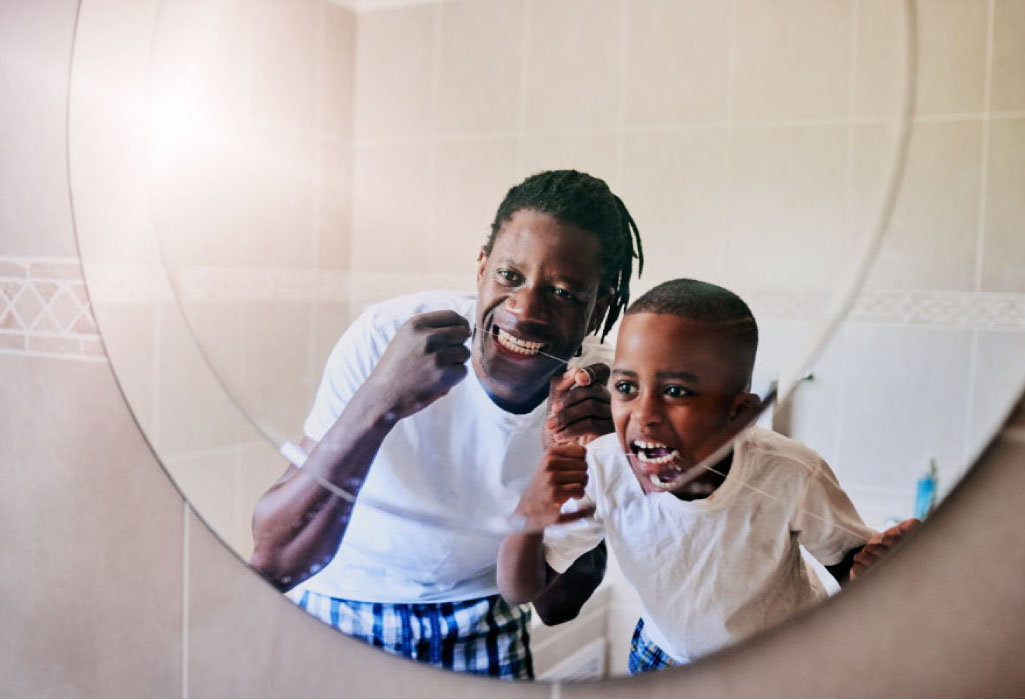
left=496, top=329, right=544, bottom=355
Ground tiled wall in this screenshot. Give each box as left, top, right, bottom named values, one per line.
left=3, top=0, right=1024, bottom=694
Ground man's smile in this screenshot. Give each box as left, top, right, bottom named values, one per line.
left=493, top=327, right=549, bottom=357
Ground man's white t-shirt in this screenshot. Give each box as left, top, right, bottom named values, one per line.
left=544, top=427, right=874, bottom=663
left=292, top=290, right=613, bottom=604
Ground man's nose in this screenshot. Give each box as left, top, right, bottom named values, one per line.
left=506, top=284, right=548, bottom=324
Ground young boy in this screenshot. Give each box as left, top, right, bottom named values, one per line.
left=498, top=278, right=916, bottom=673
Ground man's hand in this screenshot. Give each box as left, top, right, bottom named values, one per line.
left=543, top=363, right=613, bottom=448
left=364, top=310, right=471, bottom=421
left=516, top=443, right=594, bottom=532
left=850, top=517, right=920, bottom=580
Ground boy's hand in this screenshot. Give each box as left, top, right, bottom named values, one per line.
left=516, top=443, right=594, bottom=532
left=365, top=310, right=471, bottom=421
left=543, top=363, right=613, bottom=448
left=849, top=517, right=920, bottom=580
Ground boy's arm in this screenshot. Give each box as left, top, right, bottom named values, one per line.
left=531, top=540, right=607, bottom=625
left=824, top=518, right=920, bottom=586
left=497, top=443, right=595, bottom=605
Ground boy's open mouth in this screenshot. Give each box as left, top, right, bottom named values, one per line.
left=630, top=440, right=684, bottom=488
left=493, top=327, right=548, bottom=357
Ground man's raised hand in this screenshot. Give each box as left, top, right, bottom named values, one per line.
left=544, top=363, right=613, bottom=448
left=366, top=310, right=471, bottom=421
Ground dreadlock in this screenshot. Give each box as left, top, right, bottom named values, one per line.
left=485, top=170, right=643, bottom=341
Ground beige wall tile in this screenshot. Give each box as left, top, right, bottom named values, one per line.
left=91, top=300, right=158, bottom=435
left=915, top=0, right=988, bottom=115
left=354, top=4, right=436, bottom=141
left=351, top=142, right=435, bottom=272
left=852, top=0, right=905, bottom=120
left=320, top=3, right=357, bottom=141
left=249, top=0, right=319, bottom=132
left=724, top=125, right=851, bottom=291
left=520, top=133, right=621, bottom=191
left=833, top=324, right=973, bottom=494
left=0, top=354, right=183, bottom=696
left=239, top=300, right=318, bottom=443
left=620, top=129, right=730, bottom=288
left=156, top=302, right=258, bottom=457
left=185, top=509, right=549, bottom=697
left=437, top=0, right=524, bottom=135
left=239, top=131, right=318, bottom=268
left=165, top=449, right=238, bottom=550
left=314, top=300, right=355, bottom=378
left=433, top=138, right=520, bottom=274
left=981, top=118, right=1025, bottom=292
left=733, top=0, right=851, bottom=122
left=0, top=0, right=78, bottom=258
left=317, top=138, right=354, bottom=271
left=623, top=0, right=731, bottom=126
left=865, top=120, right=982, bottom=291
left=991, top=0, right=1025, bottom=112
left=525, top=0, right=623, bottom=131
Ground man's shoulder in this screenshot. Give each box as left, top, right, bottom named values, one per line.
left=358, top=290, right=477, bottom=326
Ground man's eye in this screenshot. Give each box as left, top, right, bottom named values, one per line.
left=664, top=385, right=692, bottom=399
left=613, top=381, right=636, bottom=395
left=497, top=269, right=521, bottom=284
left=552, top=287, right=578, bottom=302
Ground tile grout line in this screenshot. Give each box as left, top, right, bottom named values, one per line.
left=973, top=0, right=995, bottom=293
left=182, top=501, right=190, bottom=699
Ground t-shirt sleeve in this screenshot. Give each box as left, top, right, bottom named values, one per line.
left=792, top=459, right=876, bottom=566
left=302, top=307, right=392, bottom=442
left=542, top=495, right=606, bottom=574
left=542, top=447, right=608, bottom=574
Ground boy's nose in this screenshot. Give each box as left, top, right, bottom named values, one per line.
left=633, top=392, right=663, bottom=425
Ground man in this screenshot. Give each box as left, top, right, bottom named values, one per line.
left=250, top=170, right=643, bottom=679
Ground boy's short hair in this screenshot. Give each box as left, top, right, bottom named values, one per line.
left=627, top=279, right=758, bottom=388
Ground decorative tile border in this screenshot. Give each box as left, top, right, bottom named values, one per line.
left=0, top=258, right=105, bottom=361
left=4, top=257, right=1023, bottom=364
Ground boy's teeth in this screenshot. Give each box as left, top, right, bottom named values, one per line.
left=496, top=329, right=544, bottom=355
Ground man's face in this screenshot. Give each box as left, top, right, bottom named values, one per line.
left=610, top=312, right=752, bottom=497
left=474, top=209, right=607, bottom=413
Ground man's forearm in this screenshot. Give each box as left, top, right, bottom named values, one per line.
left=249, top=385, right=398, bottom=590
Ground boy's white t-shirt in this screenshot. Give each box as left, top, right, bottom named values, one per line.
left=544, top=427, right=874, bottom=663
left=292, top=290, right=612, bottom=603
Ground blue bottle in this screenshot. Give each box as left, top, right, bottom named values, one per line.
left=914, top=459, right=938, bottom=520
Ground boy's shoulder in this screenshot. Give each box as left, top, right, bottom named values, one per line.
left=736, top=426, right=829, bottom=477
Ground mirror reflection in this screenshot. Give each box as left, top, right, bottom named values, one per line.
left=69, top=0, right=1025, bottom=683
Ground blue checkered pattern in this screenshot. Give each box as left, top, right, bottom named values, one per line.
left=628, top=618, right=677, bottom=675
left=294, top=590, right=534, bottom=680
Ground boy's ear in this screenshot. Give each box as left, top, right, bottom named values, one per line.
left=586, top=286, right=613, bottom=335
left=728, top=391, right=762, bottom=425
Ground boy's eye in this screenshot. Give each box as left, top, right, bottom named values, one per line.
left=613, top=381, right=637, bottom=395
left=664, top=385, right=692, bottom=399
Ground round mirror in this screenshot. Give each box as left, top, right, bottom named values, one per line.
left=69, top=0, right=1025, bottom=683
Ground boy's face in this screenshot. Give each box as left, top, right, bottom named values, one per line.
left=611, top=312, right=755, bottom=497
left=474, top=209, right=609, bottom=412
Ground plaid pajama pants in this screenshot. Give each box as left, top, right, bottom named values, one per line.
left=293, top=589, right=534, bottom=680
left=628, top=618, right=678, bottom=675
